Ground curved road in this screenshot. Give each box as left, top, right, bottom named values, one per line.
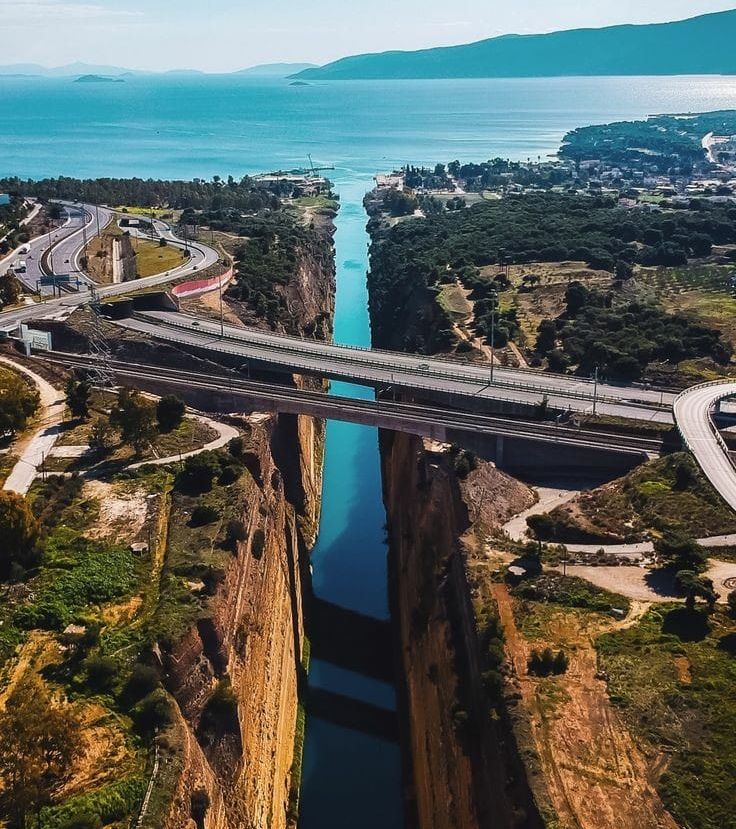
left=0, top=206, right=219, bottom=330
left=674, top=381, right=736, bottom=512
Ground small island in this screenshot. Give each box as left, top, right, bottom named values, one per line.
left=73, top=74, right=125, bottom=84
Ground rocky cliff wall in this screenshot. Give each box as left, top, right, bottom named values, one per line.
left=382, top=431, right=542, bottom=829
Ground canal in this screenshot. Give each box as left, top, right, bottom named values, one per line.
left=298, top=175, right=405, bottom=829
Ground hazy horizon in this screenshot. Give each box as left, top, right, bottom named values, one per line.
left=2, top=1, right=735, bottom=74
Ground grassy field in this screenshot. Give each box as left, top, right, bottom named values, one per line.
left=597, top=605, right=736, bottom=829
left=437, top=283, right=472, bottom=320
left=134, top=240, right=186, bottom=278
left=292, top=195, right=339, bottom=211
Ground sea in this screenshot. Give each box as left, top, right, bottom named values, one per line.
left=2, top=73, right=736, bottom=828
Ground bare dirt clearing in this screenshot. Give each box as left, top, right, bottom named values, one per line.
left=494, top=583, right=677, bottom=829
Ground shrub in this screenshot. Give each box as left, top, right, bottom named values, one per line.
left=528, top=647, right=568, bottom=676
left=0, top=491, right=40, bottom=580
left=122, top=663, right=160, bottom=705
left=156, top=395, right=185, bottom=433
left=134, top=689, right=174, bottom=734
left=226, top=520, right=247, bottom=549
left=177, top=451, right=222, bottom=494
left=190, top=504, right=220, bottom=527
left=219, top=464, right=240, bottom=486
left=83, top=655, right=118, bottom=694
left=228, top=436, right=244, bottom=458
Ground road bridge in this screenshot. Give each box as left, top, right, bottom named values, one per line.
left=118, top=310, right=674, bottom=424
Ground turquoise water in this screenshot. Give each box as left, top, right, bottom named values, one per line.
left=3, top=73, right=736, bottom=827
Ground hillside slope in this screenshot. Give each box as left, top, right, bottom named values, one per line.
left=296, top=10, right=736, bottom=80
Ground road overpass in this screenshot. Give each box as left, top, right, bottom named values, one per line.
left=0, top=211, right=219, bottom=331
left=674, top=381, right=736, bottom=512
left=45, top=352, right=659, bottom=472
left=117, top=310, right=675, bottom=423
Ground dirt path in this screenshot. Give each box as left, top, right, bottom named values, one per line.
left=0, top=356, right=66, bottom=494
left=492, top=584, right=677, bottom=829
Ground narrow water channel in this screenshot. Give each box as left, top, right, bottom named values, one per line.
left=298, top=176, right=404, bottom=828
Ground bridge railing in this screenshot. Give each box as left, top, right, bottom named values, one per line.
left=133, top=312, right=670, bottom=414
left=674, top=380, right=736, bottom=471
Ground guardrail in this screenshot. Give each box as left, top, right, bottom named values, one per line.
left=47, top=351, right=661, bottom=454
left=674, top=380, right=736, bottom=471
left=133, top=312, right=670, bottom=414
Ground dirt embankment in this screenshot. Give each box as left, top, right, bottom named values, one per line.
left=163, top=417, right=306, bottom=829
left=381, top=431, right=539, bottom=829
left=159, top=215, right=335, bottom=828
left=494, top=587, right=678, bottom=829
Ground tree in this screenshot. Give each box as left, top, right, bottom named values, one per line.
left=675, top=570, right=718, bottom=611
left=0, top=371, right=39, bottom=435
left=0, top=674, right=81, bottom=827
left=65, top=376, right=91, bottom=421
left=177, top=451, right=222, bottom=494
left=156, top=395, right=185, bottom=433
left=88, top=416, right=115, bottom=454
left=654, top=532, right=707, bottom=573
left=536, top=319, right=557, bottom=354
left=728, top=589, right=736, bottom=617
left=564, top=281, right=589, bottom=316
left=614, top=260, right=634, bottom=282
left=0, top=271, right=20, bottom=309
left=0, top=491, right=39, bottom=580
left=110, top=388, right=156, bottom=454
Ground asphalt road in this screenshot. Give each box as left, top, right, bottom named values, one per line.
left=125, top=310, right=675, bottom=423
left=0, top=208, right=219, bottom=330
left=674, top=382, right=736, bottom=512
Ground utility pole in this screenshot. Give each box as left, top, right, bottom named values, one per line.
left=219, top=273, right=225, bottom=339
left=592, top=365, right=599, bottom=416
left=94, top=203, right=101, bottom=237
left=490, top=292, right=497, bottom=384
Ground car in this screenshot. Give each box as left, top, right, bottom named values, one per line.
left=192, top=321, right=200, bottom=327
left=417, top=363, right=430, bottom=370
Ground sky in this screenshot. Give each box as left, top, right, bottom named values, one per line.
left=2, top=0, right=735, bottom=72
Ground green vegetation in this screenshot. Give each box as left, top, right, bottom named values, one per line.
left=514, top=573, right=630, bottom=615
left=527, top=647, right=569, bottom=677
left=0, top=365, right=40, bottom=435
left=14, top=527, right=139, bottom=631
left=0, top=490, right=39, bottom=580
left=538, top=282, right=731, bottom=380
left=597, top=605, right=736, bottom=829
left=133, top=238, right=186, bottom=277
left=0, top=674, right=82, bottom=827
left=530, top=454, right=736, bottom=544
left=0, top=175, right=292, bottom=212
left=153, top=449, right=252, bottom=647
left=561, top=110, right=736, bottom=168
left=367, top=190, right=736, bottom=352
left=227, top=211, right=333, bottom=332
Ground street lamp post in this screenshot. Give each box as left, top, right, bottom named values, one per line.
left=490, top=292, right=497, bottom=384
left=592, top=366, right=599, bottom=416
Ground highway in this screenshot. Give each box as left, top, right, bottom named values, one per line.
left=120, top=310, right=675, bottom=423
left=0, top=207, right=219, bottom=331
left=44, top=352, right=661, bottom=458
left=674, top=382, right=736, bottom=512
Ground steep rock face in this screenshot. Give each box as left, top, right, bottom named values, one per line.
left=382, top=432, right=539, bottom=829
left=159, top=214, right=335, bottom=829
left=163, top=418, right=305, bottom=829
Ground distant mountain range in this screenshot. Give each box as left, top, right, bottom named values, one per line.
left=235, top=63, right=317, bottom=77
left=294, top=9, right=736, bottom=80
left=0, top=61, right=316, bottom=79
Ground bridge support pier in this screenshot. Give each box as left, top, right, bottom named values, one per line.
left=495, top=434, right=505, bottom=467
